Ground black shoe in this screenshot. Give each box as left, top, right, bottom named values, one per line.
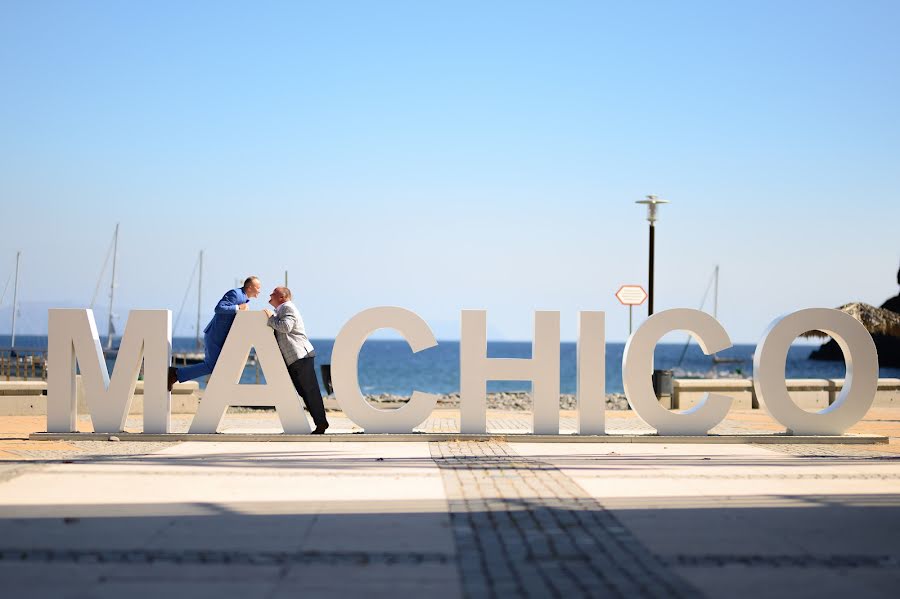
left=312, top=423, right=329, bottom=435
left=167, top=367, right=178, bottom=393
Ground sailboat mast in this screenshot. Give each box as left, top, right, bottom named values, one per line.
left=713, top=264, right=719, bottom=320
left=106, top=223, right=119, bottom=350
left=10, top=251, right=20, bottom=349
left=196, top=250, right=203, bottom=350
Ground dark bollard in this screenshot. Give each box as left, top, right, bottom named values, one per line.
left=320, top=364, right=334, bottom=395
left=652, top=369, right=674, bottom=408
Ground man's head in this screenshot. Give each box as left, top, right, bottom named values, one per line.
left=243, top=276, right=262, bottom=299
left=268, top=286, right=292, bottom=308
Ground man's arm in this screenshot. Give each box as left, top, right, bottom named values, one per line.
left=267, top=308, right=297, bottom=333
left=214, top=289, right=245, bottom=314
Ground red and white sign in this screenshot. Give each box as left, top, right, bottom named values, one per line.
left=615, top=285, right=647, bottom=306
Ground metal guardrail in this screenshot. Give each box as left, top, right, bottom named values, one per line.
left=669, top=377, right=900, bottom=409
left=0, top=348, right=48, bottom=381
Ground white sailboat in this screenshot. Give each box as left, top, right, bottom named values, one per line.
left=1, top=251, right=36, bottom=377
left=1, top=251, right=22, bottom=351
left=171, top=252, right=259, bottom=367
left=675, top=265, right=745, bottom=373
left=173, top=250, right=206, bottom=365
left=91, top=224, right=120, bottom=357
left=11, top=251, right=20, bottom=349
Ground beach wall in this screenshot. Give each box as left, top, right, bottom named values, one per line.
left=0, top=377, right=199, bottom=416
left=670, top=378, right=900, bottom=410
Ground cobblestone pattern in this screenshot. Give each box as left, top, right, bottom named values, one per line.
left=756, top=444, right=900, bottom=459
left=569, top=472, right=900, bottom=480
left=419, top=416, right=460, bottom=433
left=113, top=410, right=852, bottom=436
left=430, top=441, right=700, bottom=599
left=665, top=554, right=899, bottom=569
left=3, top=441, right=179, bottom=461
left=0, top=547, right=451, bottom=566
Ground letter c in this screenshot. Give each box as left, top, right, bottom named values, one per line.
left=332, top=307, right=439, bottom=433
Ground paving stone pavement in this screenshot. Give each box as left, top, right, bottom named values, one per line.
left=430, top=440, right=700, bottom=598
left=0, top=547, right=452, bottom=566
left=0, top=441, right=462, bottom=599
left=3, top=409, right=900, bottom=597
left=2, top=441, right=179, bottom=461
left=5, top=408, right=899, bottom=442
left=756, top=444, right=900, bottom=458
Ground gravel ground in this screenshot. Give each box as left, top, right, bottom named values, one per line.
left=227, top=392, right=631, bottom=413
left=357, top=392, right=630, bottom=411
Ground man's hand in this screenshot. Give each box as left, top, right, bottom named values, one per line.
left=238, top=303, right=249, bottom=311
left=263, top=309, right=273, bottom=318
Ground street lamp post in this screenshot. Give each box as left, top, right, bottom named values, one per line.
left=635, top=195, right=669, bottom=316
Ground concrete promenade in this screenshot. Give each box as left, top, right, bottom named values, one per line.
left=1, top=409, right=900, bottom=598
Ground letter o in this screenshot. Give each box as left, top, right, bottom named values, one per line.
left=753, top=308, right=878, bottom=435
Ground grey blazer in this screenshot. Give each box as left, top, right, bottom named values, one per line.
left=266, top=301, right=315, bottom=366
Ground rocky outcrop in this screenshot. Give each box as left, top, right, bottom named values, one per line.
left=809, top=335, right=900, bottom=367
left=810, top=295, right=900, bottom=367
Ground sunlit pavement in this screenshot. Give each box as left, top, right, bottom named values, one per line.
left=1, top=410, right=899, bottom=598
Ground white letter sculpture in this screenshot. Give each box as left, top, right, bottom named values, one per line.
left=189, top=311, right=311, bottom=434
left=577, top=311, right=606, bottom=435
left=753, top=308, right=878, bottom=435
left=331, top=307, right=438, bottom=433
left=461, top=310, right=560, bottom=434
left=47, top=309, right=172, bottom=433
left=622, top=309, right=733, bottom=435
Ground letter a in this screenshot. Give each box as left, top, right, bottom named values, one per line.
left=189, top=312, right=311, bottom=434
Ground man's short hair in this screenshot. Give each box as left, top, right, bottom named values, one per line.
left=280, top=287, right=293, bottom=300
left=243, top=276, right=260, bottom=290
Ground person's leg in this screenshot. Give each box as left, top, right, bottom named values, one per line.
left=176, top=338, right=222, bottom=382
left=288, top=356, right=329, bottom=429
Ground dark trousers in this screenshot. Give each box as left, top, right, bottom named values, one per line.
left=175, top=333, right=221, bottom=382
left=288, top=355, right=328, bottom=428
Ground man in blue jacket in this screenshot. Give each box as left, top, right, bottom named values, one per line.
left=167, top=276, right=262, bottom=391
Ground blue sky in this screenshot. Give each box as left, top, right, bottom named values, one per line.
left=1, top=1, right=898, bottom=342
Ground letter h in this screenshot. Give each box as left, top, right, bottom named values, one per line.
left=460, top=310, right=560, bottom=434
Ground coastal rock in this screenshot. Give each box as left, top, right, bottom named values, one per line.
left=809, top=335, right=900, bottom=367
left=359, top=392, right=631, bottom=411
left=809, top=296, right=900, bottom=367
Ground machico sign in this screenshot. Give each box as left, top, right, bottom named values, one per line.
left=46, top=306, right=878, bottom=437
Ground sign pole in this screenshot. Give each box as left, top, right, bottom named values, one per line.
left=615, top=285, right=647, bottom=338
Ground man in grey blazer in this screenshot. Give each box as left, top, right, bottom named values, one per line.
left=263, top=287, right=329, bottom=434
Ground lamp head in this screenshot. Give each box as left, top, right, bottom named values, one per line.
left=635, top=194, right=670, bottom=224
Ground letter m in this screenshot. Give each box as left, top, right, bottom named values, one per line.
left=47, top=309, right=172, bottom=433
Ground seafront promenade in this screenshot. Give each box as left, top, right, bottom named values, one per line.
left=1, top=408, right=900, bottom=598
